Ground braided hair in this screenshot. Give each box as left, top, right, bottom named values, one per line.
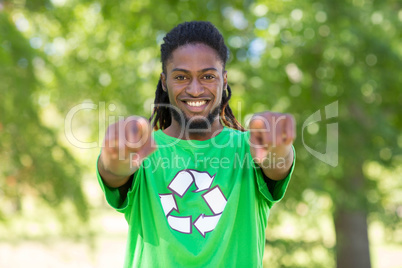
left=149, top=21, right=245, bottom=131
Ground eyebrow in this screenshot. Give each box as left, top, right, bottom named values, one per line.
left=171, top=67, right=219, bottom=74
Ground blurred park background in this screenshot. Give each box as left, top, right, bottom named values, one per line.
left=1, top=0, right=401, bottom=267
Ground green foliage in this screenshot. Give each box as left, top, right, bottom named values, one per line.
left=0, top=6, right=88, bottom=229
left=1, top=0, right=401, bottom=266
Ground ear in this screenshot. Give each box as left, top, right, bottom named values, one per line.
left=160, top=73, right=167, bottom=92
left=223, top=70, right=228, bottom=90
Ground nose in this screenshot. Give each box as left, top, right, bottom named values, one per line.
left=185, top=78, right=204, bottom=97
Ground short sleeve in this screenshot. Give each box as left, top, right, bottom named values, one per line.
left=254, top=146, right=296, bottom=208
left=96, top=155, right=130, bottom=213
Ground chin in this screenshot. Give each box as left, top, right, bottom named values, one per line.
left=170, top=106, right=221, bottom=130
left=188, top=119, right=211, bottom=130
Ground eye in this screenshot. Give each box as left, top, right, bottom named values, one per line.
left=203, top=74, right=215, bottom=80
left=175, top=75, right=187, bottom=80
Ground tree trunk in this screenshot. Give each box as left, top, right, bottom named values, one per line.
left=334, top=209, right=371, bottom=268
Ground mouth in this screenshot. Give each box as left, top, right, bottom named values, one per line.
left=185, top=100, right=208, bottom=107
left=180, top=99, right=210, bottom=113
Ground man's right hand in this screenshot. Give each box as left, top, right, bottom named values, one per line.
left=98, top=116, right=156, bottom=188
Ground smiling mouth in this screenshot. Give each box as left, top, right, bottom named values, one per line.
left=184, top=100, right=208, bottom=107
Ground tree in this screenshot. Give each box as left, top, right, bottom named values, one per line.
left=0, top=5, right=89, bottom=234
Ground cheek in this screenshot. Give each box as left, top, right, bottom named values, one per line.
left=215, top=85, right=224, bottom=102
left=166, top=87, right=180, bottom=104
left=167, top=91, right=175, bottom=103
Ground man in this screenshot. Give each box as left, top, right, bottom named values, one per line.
left=97, top=21, right=295, bottom=267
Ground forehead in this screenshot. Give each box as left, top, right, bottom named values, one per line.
left=166, top=43, right=224, bottom=72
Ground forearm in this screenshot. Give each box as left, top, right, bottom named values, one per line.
left=259, top=145, right=294, bottom=181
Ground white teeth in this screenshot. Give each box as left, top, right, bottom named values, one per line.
left=186, top=101, right=206, bottom=107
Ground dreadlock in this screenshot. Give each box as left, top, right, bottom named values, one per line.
left=149, top=21, right=245, bottom=131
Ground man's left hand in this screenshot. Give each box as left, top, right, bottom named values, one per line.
left=249, top=111, right=296, bottom=180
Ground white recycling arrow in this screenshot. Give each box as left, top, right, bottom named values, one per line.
left=188, top=170, right=215, bottom=192
left=159, top=194, right=178, bottom=216
left=193, top=214, right=222, bottom=237
left=168, top=170, right=194, bottom=197
left=202, top=186, right=227, bottom=215
left=167, top=215, right=192, bottom=234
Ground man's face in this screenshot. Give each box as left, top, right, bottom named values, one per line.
left=161, top=43, right=227, bottom=129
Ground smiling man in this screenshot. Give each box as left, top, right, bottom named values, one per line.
left=97, top=21, right=296, bottom=267
left=161, top=43, right=226, bottom=138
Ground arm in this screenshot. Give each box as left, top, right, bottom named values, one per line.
left=98, top=116, right=156, bottom=188
left=249, top=112, right=296, bottom=181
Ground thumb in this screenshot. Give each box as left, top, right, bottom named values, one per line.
left=249, top=115, right=269, bottom=131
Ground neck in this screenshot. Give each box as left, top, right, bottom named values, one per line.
left=163, top=118, right=224, bottom=141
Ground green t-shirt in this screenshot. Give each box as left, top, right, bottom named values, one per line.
left=97, top=127, right=295, bottom=267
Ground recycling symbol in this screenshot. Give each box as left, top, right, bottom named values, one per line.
left=159, top=169, right=227, bottom=237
